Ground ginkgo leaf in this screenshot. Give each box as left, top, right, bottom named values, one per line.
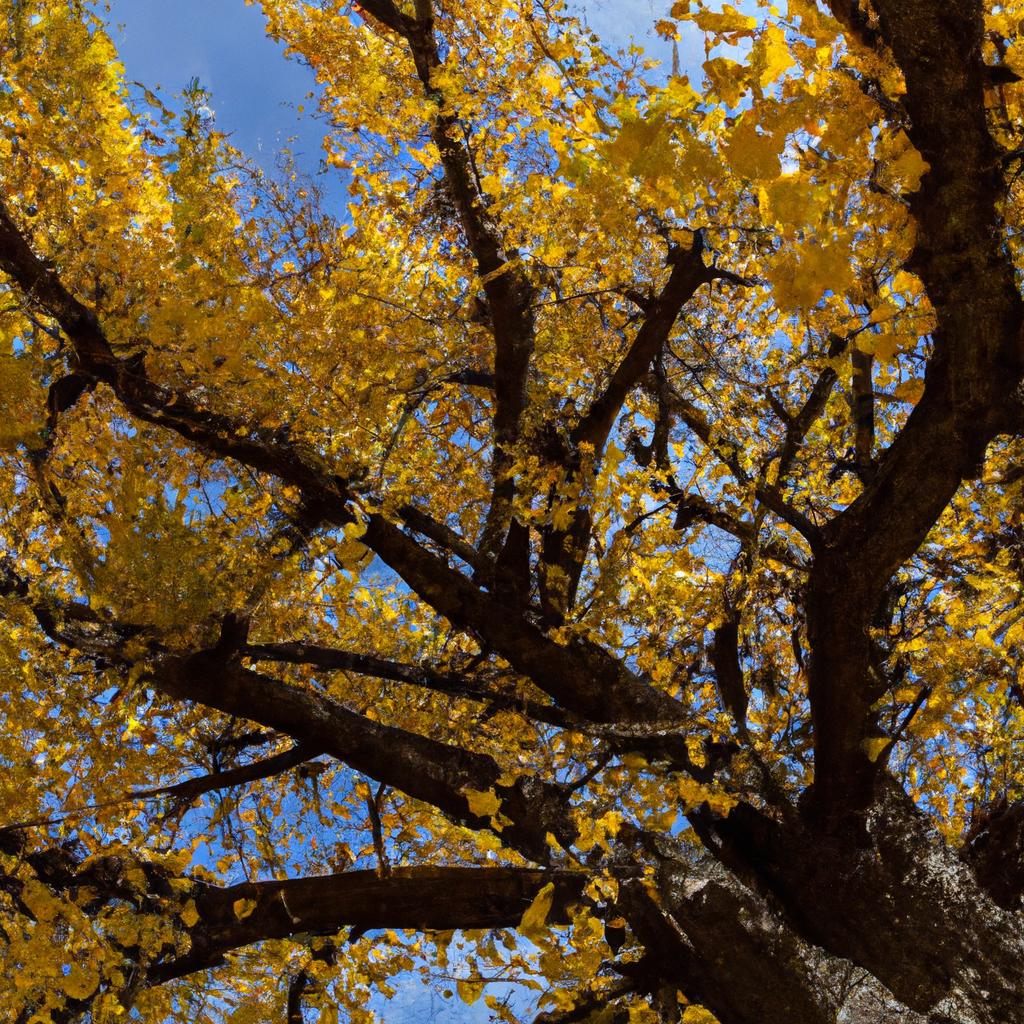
left=692, top=5, right=756, bottom=37
left=0, top=0, right=1017, bottom=1018
left=889, top=132, right=930, bottom=191
left=21, top=881, right=60, bottom=924
left=457, top=977, right=485, bottom=1004
left=519, top=882, right=556, bottom=942
left=767, top=241, right=854, bottom=309
left=180, top=900, right=200, bottom=928
left=760, top=174, right=822, bottom=231
left=862, top=737, right=891, bottom=763
left=703, top=56, right=750, bottom=106
left=682, top=1007, right=719, bottom=1024
left=755, top=25, right=794, bottom=89
left=892, top=378, right=924, bottom=404
left=463, top=787, right=503, bottom=817
left=856, top=331, right=911, bottom=363
left=61, top=965, right=100, bottom=1001
left=724, top=117, right=782, bottom=180
left=233, top=898, right=258, bottom=921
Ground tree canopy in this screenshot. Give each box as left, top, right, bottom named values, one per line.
left=3, top=0, right=1024, bottom=1021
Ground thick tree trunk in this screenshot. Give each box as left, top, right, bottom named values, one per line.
left=703, top=783, right=1024, bottom=1023
left=619, top=864, right=837, bottom=1024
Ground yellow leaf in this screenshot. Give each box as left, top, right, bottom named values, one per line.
left=857, top=331, right=909, bottom=363
left=762, top=174, right=821, bottom=230
left=181, top=899, right=200, bottom=928
left=606, top=114, right=674, bottom=181
left=892, top=378, right=924, bottom=404
left=703, top=57, right=750, bottom=107
left=480, top=172, right=503, bottom=197
left=889, top=132, right=929, bottom=191
left=768, top=240, right=854, bottom=309
left=518, top=881, right=555, bottom=942
left=21, top=880, right=60, bottom=923
left=682, top=1007, right=719, bottom=1024
left=862, top=736, right=890, bottom=762
left=890, top=270, right=922, bottom=296
left=725, top=117, right=782, bottom=180
left=770, top=253, right=815, bottom=309
left=788, top=0, right=835, bottom=43
left=869, top=299, right=899, bottom=323
left=62, top=964, right=100, bottom=1000
left=457, top=977, right=484, bottom=1004
left=536, top=65, right=562, bottom=95
left=463, top=787, right=502, bottom=818
left=551, top=503, right=575, bottom=531
left=233, top=897, right=257, bottom=920
left=605, top=442, right=627, bottom=473
left=693, top=5, right=756, bottom=37
left=756, top=25, right=794, bottom=88
left=551, top=989, right=577, bottom=1011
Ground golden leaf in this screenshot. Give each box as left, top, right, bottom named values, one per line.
left=181, top=900, right=200, bottom=928
left=725, top=117, right=782, bottom=180
left=519, top=881, right=555, bottom=942
left=457, top=977, right=485, bottom=1004
left=233, top=898, right=258, bottom=921
left=463, top=787, right=503, bottom=818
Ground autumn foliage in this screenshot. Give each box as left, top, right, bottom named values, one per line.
left=3, top=0, right=1024, bottom=1021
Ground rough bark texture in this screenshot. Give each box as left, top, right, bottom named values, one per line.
left=705, top=786, right=1024, bottom=1023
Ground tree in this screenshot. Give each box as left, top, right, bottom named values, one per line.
left=1, top=0, right=1024, bottom=1019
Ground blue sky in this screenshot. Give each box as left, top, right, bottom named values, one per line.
left=104, top=0, right=324, bottom=166
left=102, top=0, right=699, bottom=173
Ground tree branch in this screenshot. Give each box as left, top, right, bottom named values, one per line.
left=155, top=866, right=585, bottom=983
left=572, top=235, right=714, bottom=455
left=154, top=651, right=576, bottom=862
left=0, top=199, right=355, bottom=514
left=666, top=489, right=806, bottom=569
left=664, top=386, right=821, bottom=542
left=850, top=347, right=875, bottom=482
left=398, top=504, right=484, bottom=570
left=537, top=235, right=722, bottom=624
left=804, top=0, right=1024, bottom=817
left=711, top=613, right=749, bottom=737
left=360, top=513, right=689, bottom=726
left=382, top=0, right=537, bottom=577
left=242, top=641, right=492, bottom=702
left=773, top=332, right=849, bottom=484
left=0, top=202, right=684, bottom=749
left=130, top=743, right=322, bottom=811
